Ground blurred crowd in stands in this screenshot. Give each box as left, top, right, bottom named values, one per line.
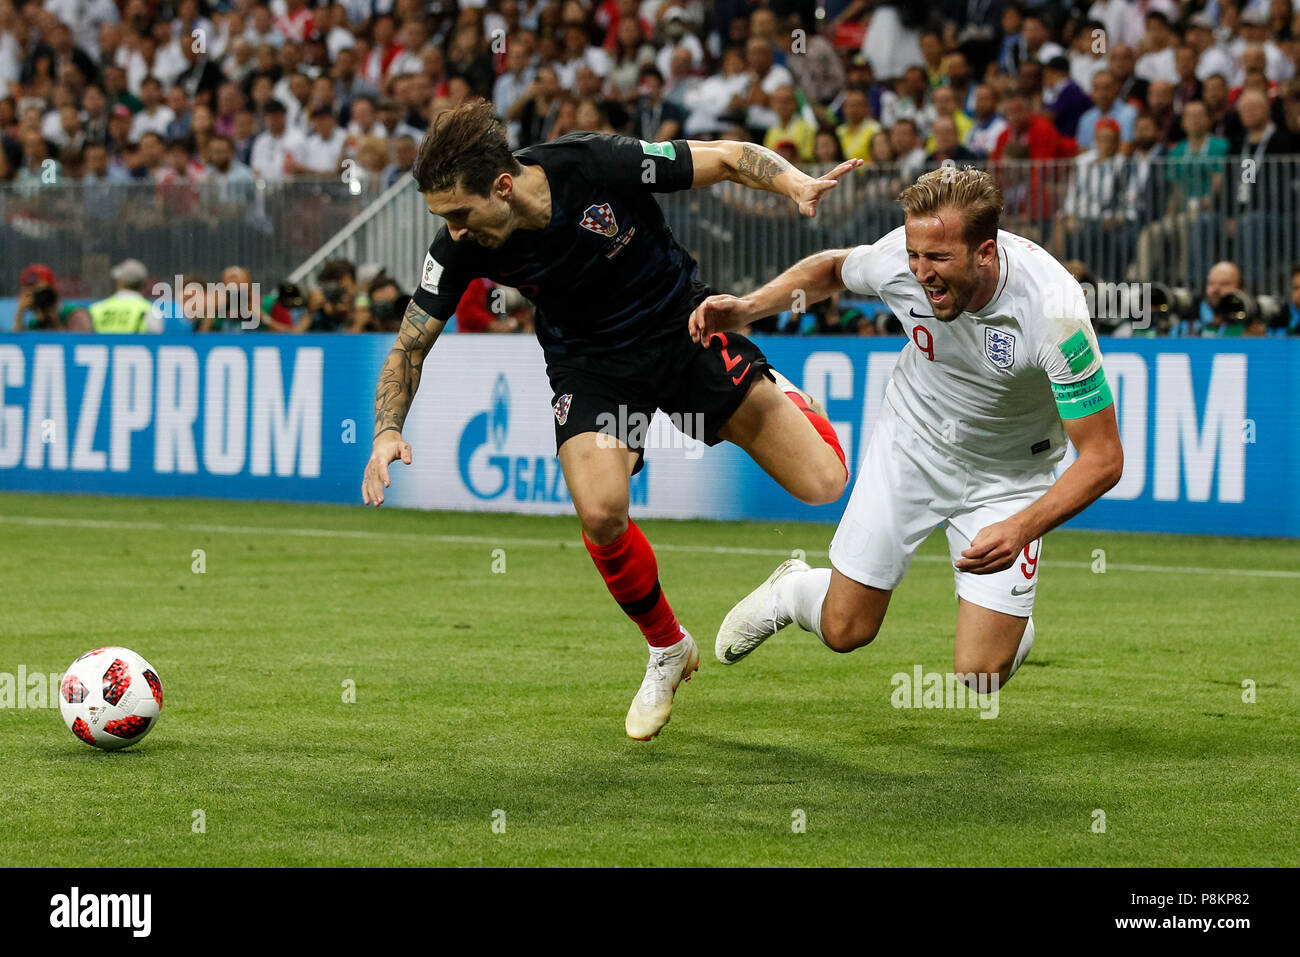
left=13, top=250, right=1300, bottom=336
left=10, top=254, right=538, bottom=332
left=5, top=0, right=1300, bottom=335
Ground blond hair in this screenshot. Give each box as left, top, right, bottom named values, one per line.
left=898, top=166, right=1003, bottom=249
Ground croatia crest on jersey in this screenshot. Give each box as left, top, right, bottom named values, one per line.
left=553, top=393, right=573, bottom=426
left=580, top=202, right=618, bottom=237
left=984, top=327, right=1016, bottom=369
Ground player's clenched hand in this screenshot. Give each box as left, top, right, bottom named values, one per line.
left=362, top=432, right=412, bottom=507
left=794, top=158, right=863, bottom=216
left=955, top=519, right=1026, bottom=575
left=688, top=295, right=749, bottom=345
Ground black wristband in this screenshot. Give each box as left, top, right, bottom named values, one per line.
left=374, top=426, right=403, bottom=440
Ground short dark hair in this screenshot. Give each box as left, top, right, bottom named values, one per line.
left=370, top=275, right=401, bottom=296
left=319, top=259, right=355, bottom=283
left=412, top=99, right=520, bottom=196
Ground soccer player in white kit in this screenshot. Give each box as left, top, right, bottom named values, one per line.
left=690, top=167, right=1124, bottom=690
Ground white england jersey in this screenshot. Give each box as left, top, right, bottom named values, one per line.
left=841, top=226, right=1112, bottom=471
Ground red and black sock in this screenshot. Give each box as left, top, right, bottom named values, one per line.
left=583, top=520, right=682, bottom=648
left=785, top=390, right=848, bottom=478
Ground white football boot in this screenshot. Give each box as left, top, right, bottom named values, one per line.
left=715, top=558, right=810, bottom=665
left=625, top=630, right=700, bottom=741
left=770, top=368, right=827, bottom=418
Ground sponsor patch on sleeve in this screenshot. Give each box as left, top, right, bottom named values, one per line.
left=1059, top=328, right=1096, bottom=375
left=420, top=253, right=443, bottom=295
left=639, top=140, right=676, bottom=160
left=1051, top=367, right=1114, bottom=419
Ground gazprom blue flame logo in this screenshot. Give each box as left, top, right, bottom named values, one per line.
left=490, top=374, right=509, bottom=449
left=456, top=372, right=571, bottom=504
left=458, top=373, right=511, bottom=499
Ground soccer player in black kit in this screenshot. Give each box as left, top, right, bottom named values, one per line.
left=362, top=101, right=856, bottom=740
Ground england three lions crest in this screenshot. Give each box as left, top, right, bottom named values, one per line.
left=984, top=328, right=1016, bottom=368
left=580, top=203, right=618, bottom=237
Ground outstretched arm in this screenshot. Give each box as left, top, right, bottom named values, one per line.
left=687, top=140, right=862, bottom=216
left=362, top=298, right=446, bottom=506
left=688, top=247, right=853, bottom=343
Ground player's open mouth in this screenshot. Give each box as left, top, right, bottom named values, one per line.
left=925, top=286, right=948, bottom=305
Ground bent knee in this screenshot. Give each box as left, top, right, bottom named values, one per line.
left=577, top=505, right=629, bottom=545
left=951, top=656, right=1013, bottom=691
left=821, top=618, right=877, bottom=653
left=798, top=459, right=849, bottom=507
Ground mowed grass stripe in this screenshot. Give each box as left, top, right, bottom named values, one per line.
left=1, top=513, right=1297, bottom=579
left=0, top=494, right=1295, bottom=866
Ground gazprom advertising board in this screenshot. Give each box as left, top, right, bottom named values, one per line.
left=0, top=334, right=1295, bottom=537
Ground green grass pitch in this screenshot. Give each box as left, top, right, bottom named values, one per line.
left=0, top=491, right=1296, bottom=867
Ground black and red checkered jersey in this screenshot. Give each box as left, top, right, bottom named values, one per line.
left=411, top=132, right=701, bottom=359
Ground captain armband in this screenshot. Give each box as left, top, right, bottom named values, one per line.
left=1051, top=367, right=1114, bottom=420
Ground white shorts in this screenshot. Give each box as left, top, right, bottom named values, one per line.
left=827, top=407, right=1055, bottom=617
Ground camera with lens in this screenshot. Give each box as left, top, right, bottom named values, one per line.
left=321, top=281, right=349, bottom=305
left=31, top=287, right=58, bottom=311
left=1255, top=294, right=1287, bottom=331
left=370, top=292, right=409, bottom=327
left=1214, top=290, right=1257, bottom=327
left=277, top=281, right=305, bottom=309
left=1215, top=290, right=1285, bottom=333
left=1146, top=283, right=1195, bottom=335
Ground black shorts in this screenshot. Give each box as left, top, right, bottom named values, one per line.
left=546, top=325, right=773, bottom=475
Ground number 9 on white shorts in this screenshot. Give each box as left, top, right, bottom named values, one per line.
left=828, top=406, right=1054, bottom=617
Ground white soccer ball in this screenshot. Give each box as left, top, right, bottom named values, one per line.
left=58, top=647, right=163, bottom=750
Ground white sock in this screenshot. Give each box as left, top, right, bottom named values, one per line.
left=774, top=567, right=832, bottom=645
left=654, top=630, right=688, bottom=655
left=1009, top=616, right=1035, bottom=679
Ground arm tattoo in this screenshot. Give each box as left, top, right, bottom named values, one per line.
left=373, top=298, right=443, bottom=439
left=735, top=143, right=793, bottom=189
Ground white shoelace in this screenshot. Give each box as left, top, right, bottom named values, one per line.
left=638, top=651, right=673, bottom=706
left=648, top=648, right=670, bottom=676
